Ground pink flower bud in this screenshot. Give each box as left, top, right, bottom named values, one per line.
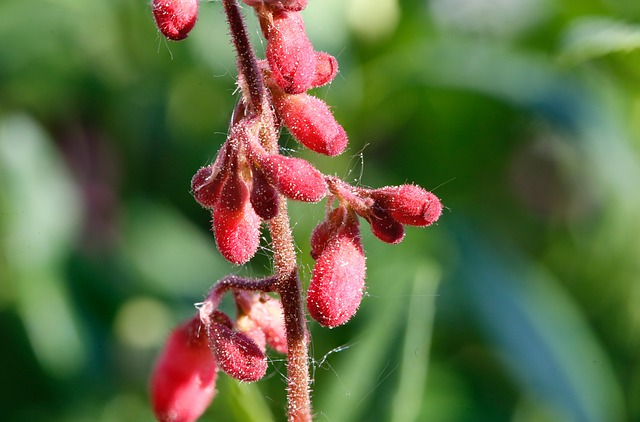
left=150, top=318, right=217, bottom=422
left=259, top=154, right=327, bottom=202
left=250, top=164, right=280, bottom=220
left=209, top=322, right=267, bottom=382
left=310, top=52, right=339, bottom=88
left=310, top=206, right=346, bottom=260
left=274, top=93, right=348, bottom=156
left=236, top=315, right=267, bottom=352
left=307, top=212, right=366, bottom=328
left=152, top=0, right=198, bottom=41
left=266, top=11, right=317, bottom=94
left=372, top=185, right=443, bottom=226
left=191, top=166, right=227, bottom=209
left=213, top=170, right=262, bottom=265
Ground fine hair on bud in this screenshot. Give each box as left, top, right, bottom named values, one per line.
left=266, top=11, right=317, bottom=94
left=258, top=154, right=327, bottom=202
left=363, top=205, right=405, bottom=244
left=310, top=206, right=346, bottom=260
left=209, top=322, right=268, bottom=382
left=307, top=210, right=366, bottom=328
left=150, top=317, right=217, bottom=422
left=152, top=0, right=199, bottom=41
left=274, top=93, right=348, bottom=156
left=213, top=170, right=262, bottom=265
left=372, top=185, right=443, bottom=227
left=250, top=164, right=280, bottom=220
left=310, top=52, right=339, bottom=88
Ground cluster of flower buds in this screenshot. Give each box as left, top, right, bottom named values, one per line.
left=305, top=178, right=443, bottom=328
left=191, top=120, right=328, bottom=265
left=151, top=280, right=287, bottom=422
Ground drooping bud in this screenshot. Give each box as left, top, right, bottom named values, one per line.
left=310, top=206, right=346, bottom=260
left=371, top=185, right=443, bottom=226
left=191, top=166, right=226, bottom=209
left=209, top=321, right=267, bottom=382
left=259, top=154, right=327, bottom=202
left=310, top=52, right=339, bottom=88
left=150, top=317, right=217, bottom=422
left=274, top=93, right=348, bottom=156
left=307, top=211, right=366, bottom=327
left=363, top=205, right=405, bottom=244
left=213, top=169, right=262, bottom=265
left=152, top=0, right=199, bottom=41
left=249, top=164, right=280, bottom=220
left=266, top=11, right=317, bottom=94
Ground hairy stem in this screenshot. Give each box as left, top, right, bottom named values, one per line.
left=222, top=0, right=264, bottom=112
left=222, top=1, right=312, bottom=419
left=270, top=197, right=312, bottom=422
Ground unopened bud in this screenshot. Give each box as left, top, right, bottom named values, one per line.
left=213, top=170, right=262, bottom=265
left=307, top=212, right=366, bottom=327
left=310, top=206, right=346, bottom=260
left=372, top=185, right=442, bottom=227
left=250, top=164, right=280, bottom=220
left=150, top=317, right=217, bottom=422
left=191, top=166, right=227, bottom=209
left=364, top=205, right=405, bottom=244
left=266, top=11, right=317, bottom=94
left=259, top=154, right=327, bottom=202
left=152, top=0, right=199, bottom=41
left=274, top=93, right=348, bottom=156
left=310, top=52, right=339, bottom=88
left=209, top=321, right=267, bottom=382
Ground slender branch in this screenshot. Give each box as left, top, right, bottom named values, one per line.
left=270, top=197, right=312, bottom=422
left=222, top=0, right=264, bottom=112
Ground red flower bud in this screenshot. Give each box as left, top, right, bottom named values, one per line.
left=274, top=93, right=348, bottom=156
left=310, top=206, right=346, bottom=260
left=266, top=11, right=317, bottom=94
left=191, top=166, right=227, bottom=209
left=209, top=322, right=267, bottom=382
left=310, top=52, right=339, bottom=88
left=152, top=0, right=198, bottom=41
left=372, top=185, right=442, bottom=226
left=150, top=318, right=217, bottom=422
left=250, top=164, right=280, bottom=220
left=259, top=154, right=327, bottom=202
left=364, top=205, right=405, bottom=244
left=307, top=212, right=366, bottom=328
left=213, top=170, right=262, bottom=265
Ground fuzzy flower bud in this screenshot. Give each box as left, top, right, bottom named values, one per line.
left=266, top=11, right=317, bottom=94
left=310, top=52, right=339, bottom=88
left=235, top=292, right=288, bottom=354
left=250, top=164, right=280, bottom=220
left=310, top=206, right=346, bottom=260
left=363, top=205, right=405, bottom=244
left=259, top=154, right=327, bottom=202
left=371, top=185, right=443, bottom=226
left=209, top=321, right=267, bottom=382
left=191, top=165, right=227, bottom=209
left=152, top=0, right=199, bottom=41
left=150, top=317, right=217, bottom=422
left=274, top=93, right=348, bottom=156
left=213, top=170, right=262, bottom=265
left=307, top=210, right=366, bottom=327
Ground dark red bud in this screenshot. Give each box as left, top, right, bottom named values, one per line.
left=259, top=154, right=327, bottom=202
left=209, top=322, right=267, bottom=382
left=266, top=11, right=316, bottom=94
left=213, top=170, right=262, bottom=265
left=274, top=93, right=348, bottom=156
left=191, top=166, right=228, bottom=209
left=152, top=0, right=198, bottom=41
left=310, top=52, right=339, bottom=88
left=372, top=185, right=443, bottom=226
left=150, top=318, right=217, bottom=422
left=365, top=205, right=405, bottom=244
left=307, top=213, right=366, bottom=328
left=250, top=164, right=280, bottom=220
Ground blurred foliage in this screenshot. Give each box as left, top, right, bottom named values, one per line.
left=2, top=0, right=640, bottom=421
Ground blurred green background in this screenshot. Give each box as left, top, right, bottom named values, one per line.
left=2, top=0, right=640, bottom=421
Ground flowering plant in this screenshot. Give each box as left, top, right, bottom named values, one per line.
left=150, top=1, right=442, bottom=420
